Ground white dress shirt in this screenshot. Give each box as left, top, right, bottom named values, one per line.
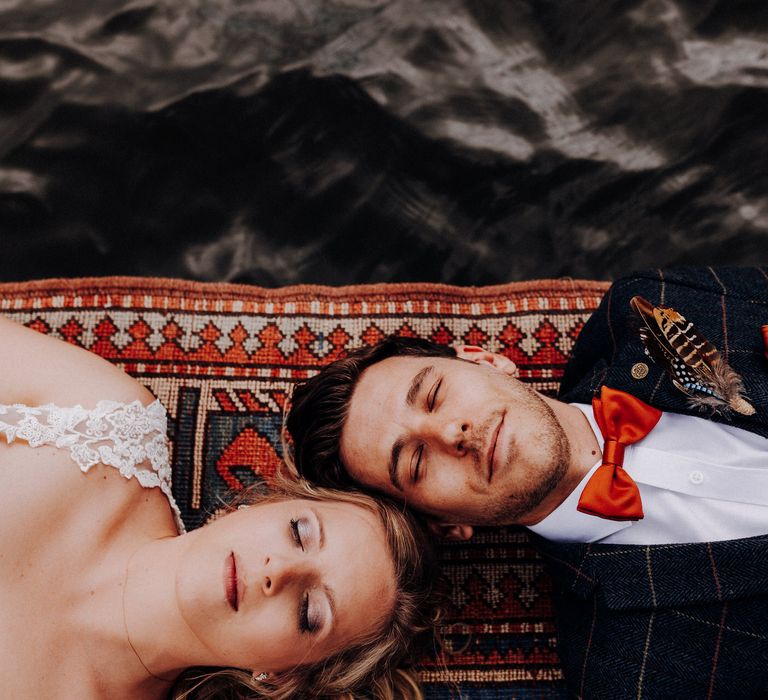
left=528, top=404, right=768, bottom=545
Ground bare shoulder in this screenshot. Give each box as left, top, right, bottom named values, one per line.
left=0, top=315, right=153, bottom=407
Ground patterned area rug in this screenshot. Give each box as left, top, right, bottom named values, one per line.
left=0, top=276, right=609, bottom=698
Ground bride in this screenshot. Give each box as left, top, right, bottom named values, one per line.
left=0, top=315, right=439, bottom=699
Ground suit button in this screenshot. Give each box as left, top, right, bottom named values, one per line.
left=689, top=470, right=704, bottom=485
left=631, top=362, right=649, bottom=379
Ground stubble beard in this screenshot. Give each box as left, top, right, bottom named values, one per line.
left=485, top=382, right=571, bottom=526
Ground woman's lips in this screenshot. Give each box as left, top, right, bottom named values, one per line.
left=225, top=551, right=238, bottom=612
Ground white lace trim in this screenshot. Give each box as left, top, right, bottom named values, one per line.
left=0, top=399, right=185, bottom=533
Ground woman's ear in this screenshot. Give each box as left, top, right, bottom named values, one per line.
left=426, top=521, right=474, bottom=541
left=455, top=345, right=518, bottom=377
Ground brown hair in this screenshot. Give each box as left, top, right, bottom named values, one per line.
left=285, top=336, right=456, bottom=489
left=171, top=474, right=443, bottom=700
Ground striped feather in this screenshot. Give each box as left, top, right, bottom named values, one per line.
left=630, top=295, right=755, bottom=416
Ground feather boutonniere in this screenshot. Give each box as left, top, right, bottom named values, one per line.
left=630, top=295, right=755, bottom=416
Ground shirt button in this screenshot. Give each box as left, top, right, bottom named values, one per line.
left=689, top=470, right=704, bottom=485
left=631, top=362, right=649, bottom=379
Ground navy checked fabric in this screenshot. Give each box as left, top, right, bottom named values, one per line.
left=546, top=266, right=768, bottom=699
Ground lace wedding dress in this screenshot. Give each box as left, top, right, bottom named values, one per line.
left=0, top=399, right=185, bottom=533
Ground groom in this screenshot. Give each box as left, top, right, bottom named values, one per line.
left=286, top=266, right=768, bottom=698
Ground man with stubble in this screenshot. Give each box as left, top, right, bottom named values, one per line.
left=287, top=267, right=768, bottom=699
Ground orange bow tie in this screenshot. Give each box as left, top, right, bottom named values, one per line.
left=577, top=386, right=662, bottom=521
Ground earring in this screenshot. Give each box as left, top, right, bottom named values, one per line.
left=237, top=505, right=249, bottom=511
left=253, top=672, right=268, bottom=681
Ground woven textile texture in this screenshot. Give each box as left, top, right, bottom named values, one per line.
left=0, top=276, right=609, bottom=699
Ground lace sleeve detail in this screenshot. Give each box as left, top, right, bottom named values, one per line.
left=0, top=399, right=186, bottom=533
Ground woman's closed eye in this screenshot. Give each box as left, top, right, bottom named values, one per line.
left=291, top=518, right=312, bottom=552
left=299, top=592, right=322, bottom=634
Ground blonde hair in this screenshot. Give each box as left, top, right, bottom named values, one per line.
left=171, top=474, right=442, bottom=700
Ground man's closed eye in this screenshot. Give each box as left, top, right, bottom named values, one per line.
left=427, top=378, right=442, bottom=411
left=410, top=444, right=425, bottom=483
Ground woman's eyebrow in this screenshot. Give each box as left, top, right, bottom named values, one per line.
left=323, top=583, right=337, bottom=633
left=311, top=506, right=325, bottom=548
left=310, top=507, right=336, bottom=632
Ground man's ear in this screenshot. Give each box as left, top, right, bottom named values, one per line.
left=455, top=345, right=518, bottom=377
left=426, top=521, right=474, bottom=541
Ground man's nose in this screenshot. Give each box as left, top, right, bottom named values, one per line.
left=422, top=416, right=471, bottom=453
left=260, top=554, right=308, bottom=596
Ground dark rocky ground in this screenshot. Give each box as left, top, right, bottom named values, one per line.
left=1, top=0, right=767, bottom=285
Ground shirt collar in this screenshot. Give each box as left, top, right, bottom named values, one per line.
left=526, top=403, right=633, bottom=543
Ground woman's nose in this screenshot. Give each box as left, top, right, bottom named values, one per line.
left=260, top=554, right=306, bottom=596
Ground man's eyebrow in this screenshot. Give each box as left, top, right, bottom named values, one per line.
left=388, top=437, right=406, bottom=492
left=406, top=365, right=434, bottom=406
left=388, top=365, right=434, bottom=490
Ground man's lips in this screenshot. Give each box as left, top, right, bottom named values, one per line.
left=487, top=412, right=505, bottom=483
left=225, top=551, right=239, bottom=612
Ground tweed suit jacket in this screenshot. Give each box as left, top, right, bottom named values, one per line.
left=536, top=266, right=768, bottom=699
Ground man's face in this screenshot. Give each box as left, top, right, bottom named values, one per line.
left=340, top=353, right=571, bottom=528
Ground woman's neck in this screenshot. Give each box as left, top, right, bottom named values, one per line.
left=120, top=533, right=214, bottom=682
left=73, top=532, right=209, bottom=697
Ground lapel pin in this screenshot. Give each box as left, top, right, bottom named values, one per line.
left=631, top=295, right=755, bottom=416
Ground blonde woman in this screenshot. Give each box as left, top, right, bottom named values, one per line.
left=0, top=315, right=439, bottom=699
